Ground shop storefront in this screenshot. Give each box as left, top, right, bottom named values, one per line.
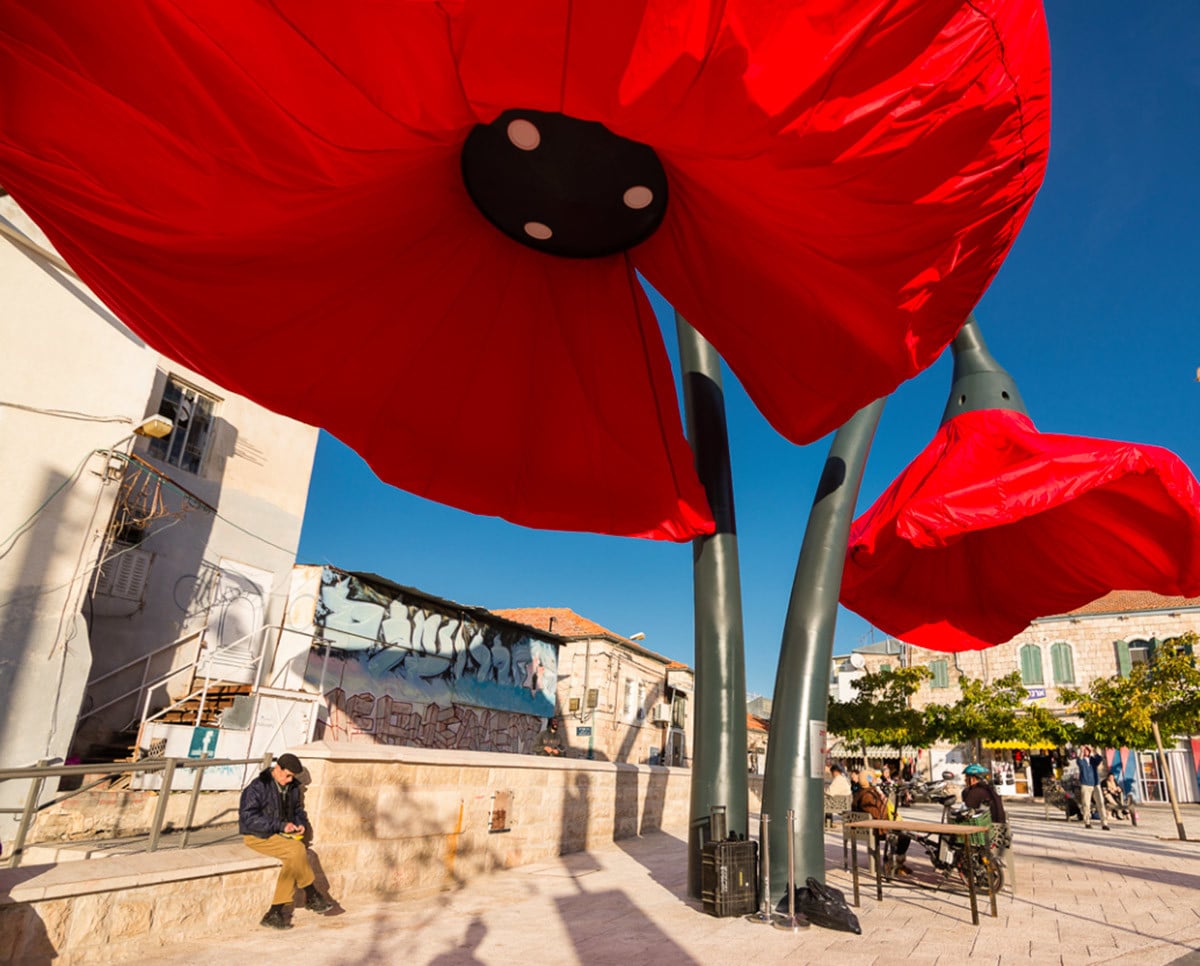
left=982, top=741, right=1054, bottom=798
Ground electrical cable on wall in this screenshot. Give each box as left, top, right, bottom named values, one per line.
left=1, top=401, right=135, bottom=424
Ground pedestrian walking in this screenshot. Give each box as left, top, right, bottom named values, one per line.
left=1076, top=745, right=1110, bottom=830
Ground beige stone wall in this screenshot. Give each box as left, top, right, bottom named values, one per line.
left=1, top=743, right=702, bottom=961
left=297, top=741, right=691, bottom=902
left=0, top=844, right=277, bottom=964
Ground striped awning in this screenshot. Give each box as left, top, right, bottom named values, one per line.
left=982, top=740, right=1053, bottom=751
left=829, top=742, right=921, bottom=758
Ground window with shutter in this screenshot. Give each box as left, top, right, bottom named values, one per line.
left=1019, top=644, right=1044, bottom=685
left=1115, top=640, right=1131, bottom=677
left=931, top=659, right=949, bottom=689
left=623, top=679, right=637, bottom=722
left=1051, top=642, right=1075, bottom=684
left=94, top=547, right=153, bottom=601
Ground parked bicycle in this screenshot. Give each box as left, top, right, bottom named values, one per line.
left=879, top=788, right=1004, bottom=894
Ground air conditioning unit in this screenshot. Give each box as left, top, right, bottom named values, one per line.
left=651, top=703, right=671, bottom=724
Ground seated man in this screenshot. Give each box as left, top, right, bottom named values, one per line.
left=240, top=753, right=336, bottom=929
left=852, top=770, right=912, bottom=877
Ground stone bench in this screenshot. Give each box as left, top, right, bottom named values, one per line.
left=0, top=842, right=279, bottom=964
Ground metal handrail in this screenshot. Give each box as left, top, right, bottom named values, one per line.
left=136, top=623, right=286, bottom=738
left=77, top=628, right=206, bottom=726
left=136, top=624, right=332, bottom=746
left=0, top=754, right=272, bottom=869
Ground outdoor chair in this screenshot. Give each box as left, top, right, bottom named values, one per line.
left=842, top=809, right=873, bottom=871
left=824, top=793, right=851, bottom=829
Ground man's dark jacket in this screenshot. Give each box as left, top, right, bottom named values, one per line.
left=239, top=768, right=309, bottom=838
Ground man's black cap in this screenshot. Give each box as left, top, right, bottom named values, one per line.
left=277, top=753, right=303, bottom=775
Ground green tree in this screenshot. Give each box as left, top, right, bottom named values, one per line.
left=923, top=671, right=1071, bottom=758
left=1059, top=632, right=1200, bottom=748
left=827, top=665, right=932, bottom=756
left=1060, top=632, right=1199, bottom=841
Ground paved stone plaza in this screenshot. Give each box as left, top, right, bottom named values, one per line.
left=143, top=801, right=1199, bottom=965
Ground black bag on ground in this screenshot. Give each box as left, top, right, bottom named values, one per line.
left=793, top=877, right=862, bottom=934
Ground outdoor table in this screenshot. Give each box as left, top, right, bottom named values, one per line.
left=846, top=818, right=998, bottom=925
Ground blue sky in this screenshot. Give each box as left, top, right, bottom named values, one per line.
left=297, top=6, right=1200, bottom=701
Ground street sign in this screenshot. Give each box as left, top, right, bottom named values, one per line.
left=188, top=726, right=219, bottom=758
left=576, top=727, right=592, bottom=737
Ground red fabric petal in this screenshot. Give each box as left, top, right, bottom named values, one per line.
left=0, top=1, right=711, bottom=540
left=0, top=1, right=1050, bottom=538
left=841, top=410, right=1200, bottom=651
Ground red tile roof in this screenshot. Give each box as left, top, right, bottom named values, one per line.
left=1057, top=590, right=1200, bottom=619
left=492, top=606, right=619, bottom=639
left=747, top=713, right=770, bottom=734
left=492, top=606, right=681, bottom=665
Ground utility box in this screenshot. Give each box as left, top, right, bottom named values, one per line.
left=700, top=839, right=758, bottom=917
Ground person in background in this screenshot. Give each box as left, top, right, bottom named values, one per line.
left=240, top=753, right=336, bottom=929
left=828, top=763, right=851, bottom=796
left=853, top=770, right=912, bottom=877
left=961, top=763, right=1006, bottom=823
left=961, top=762, right=1011, bottom=864
left=1101, top=770, right=1130, bottom=819
left=1076, top=745, right=1110, bottom=830
left=534, top=716, right=564, bottom=757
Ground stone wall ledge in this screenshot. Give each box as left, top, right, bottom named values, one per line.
left=0, top=843, right=278, bottom=904
left=295, top=738, right=683, bottom=774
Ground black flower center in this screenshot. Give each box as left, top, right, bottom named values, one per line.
left=461, top=109, right=668, bottom=259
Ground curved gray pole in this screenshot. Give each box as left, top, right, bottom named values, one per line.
left=940, top=313, right=1028, bottom=423
left=761, top=398, right=884, bottom=898
left=675, top=312, right=749, bottom=898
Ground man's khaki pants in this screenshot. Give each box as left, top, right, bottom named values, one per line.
left=1078, top=784, right=1108, bottom=828
left=244, top=834, right=316, bottom=905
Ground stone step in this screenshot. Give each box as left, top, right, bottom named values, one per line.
left=21, top=824, right=242, bottom=865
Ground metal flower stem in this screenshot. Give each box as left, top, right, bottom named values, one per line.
left=761, top=397, right=885, bottom=897
left=675, top=311, right=749, bottom=898
left=940, top=313, right=1028, bottom=423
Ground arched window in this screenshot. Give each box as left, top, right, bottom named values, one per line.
left=1050, top=642, right=1075, bottom=684
left=1019, top=644, right=1044, bottom=685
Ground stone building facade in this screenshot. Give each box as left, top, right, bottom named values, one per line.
left=898, top=590, right=1200, bottom=714
left=492, top=608, right=693, bottom=766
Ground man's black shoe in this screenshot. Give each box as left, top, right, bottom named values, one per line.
left=260, top=906, right=292, bottom=930
left=306, top=892, right=335, bottom=914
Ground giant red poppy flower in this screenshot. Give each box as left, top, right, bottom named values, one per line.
left=841, top=409, right=1200, bottom=651
left=0, top=1, right=1049, bottom=540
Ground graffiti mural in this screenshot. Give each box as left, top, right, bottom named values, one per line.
left=305, top=569, right=558, bottom=721
left=320, top=688, right=543, bottom=752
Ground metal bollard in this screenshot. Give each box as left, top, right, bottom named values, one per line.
left=773, top=809, right=809, bottom=932
left=709, top=804, right=728, bottom=843
left=746, top=811, right=776, bottom=924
